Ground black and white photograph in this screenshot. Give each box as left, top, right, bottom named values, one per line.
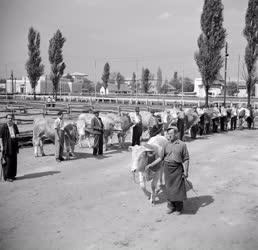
left=0, top=0, right=258, bottom=249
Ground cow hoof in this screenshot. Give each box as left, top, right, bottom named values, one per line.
left=42, top=153, right=46, bottom=157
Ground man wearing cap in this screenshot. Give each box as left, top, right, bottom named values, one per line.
left=54, top=111, right=65, bottom=162
left=163, top=126, right=190, bottom=215
left=132, top=107, right=142, bottom=146
left=91, top=110, right=104, bottom=156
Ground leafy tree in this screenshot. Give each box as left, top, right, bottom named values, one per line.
left=26, top=27, right=44, bottom=100
left=182, top=77, right=194, bottom=92
left=130, top=72, right=136, bottom=93
left=0, top=79, right=6, bottom=83
left=101, top=62, right=110, bottom=94
left=140, top=67, right=145, bottom=93
left=143, top=68, right=151, bottom=93
left=170, top=71, right=181, bottom=91
left=155, top=67, right=162, bottom=94
left=224, top=81, right=238, bottom=96
left=195, top=0, right=226, bottom=107
left=243, top=0, right=258, bottom=106
left=116, top=72, right=125, bottom=91
left=161, top=79, right=169, bottom=94
left=82, top=78, right=95, bottom=93
left=48, top=29, right=66, bottom=100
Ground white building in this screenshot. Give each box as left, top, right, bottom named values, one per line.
left=194, top=78, right=223, bottom=97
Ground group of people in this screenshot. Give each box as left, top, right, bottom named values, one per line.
left=195, top=103, right=255, bottom=136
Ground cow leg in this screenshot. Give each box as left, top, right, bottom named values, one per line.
left=150, top=174, right=159, bottom=205
left=39, top=139, right=45, bottom=156
left=103, top=136, right=108, bottom=151
left=34, top=140, right=39, bottom=157
left=139, top=172, right=150, bottom=199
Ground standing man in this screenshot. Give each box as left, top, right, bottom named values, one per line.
left=177, top=104, right=185, bottom=141
left=230, top=104, right=237, bottom=130
left=163, top=126, right=190, bottom=215
left=148, top=109, right=159, bottom=138
left=54, top=111, right=65, bottom=162
left=220, top=104, right=227, bottom=131
left=132, top=107, right=142, bottom=146
left=0, top=114, right=20, bottom=182
left=91, top=110, right=104, bottom=156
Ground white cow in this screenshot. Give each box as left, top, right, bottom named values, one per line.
left=77, top=113, right=118, bottom=151
left=33, top=117, right=78, bottom=159
left=129, top=135, right=168, bottom=204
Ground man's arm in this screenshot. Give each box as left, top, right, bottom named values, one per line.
left=183, top=160, right=189, bottom=178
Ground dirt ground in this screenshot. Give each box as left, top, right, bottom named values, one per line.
left=0, top=129, right=258, bottom=250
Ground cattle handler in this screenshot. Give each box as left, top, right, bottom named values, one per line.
left=131, top=107, right=142, bottom=146
left=164, top=126, right=190, bottom=215
left=54, top=111, right=65, bottom=162
left=91, top=110, right=104, bottom=156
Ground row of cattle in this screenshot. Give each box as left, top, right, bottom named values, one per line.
left=33, top=106, right=253, bottom=158
left=32, top=109, right=200, bottom=158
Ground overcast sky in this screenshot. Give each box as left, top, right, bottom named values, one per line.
left=0, top=0, right=249, bottom=82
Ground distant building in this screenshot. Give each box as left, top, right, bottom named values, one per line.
left=194, top=77, right=223, bottom=97
left=101, top=83, right=131, bottom=95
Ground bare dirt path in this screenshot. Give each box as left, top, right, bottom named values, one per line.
left=0, top=129, right=258, bottom=250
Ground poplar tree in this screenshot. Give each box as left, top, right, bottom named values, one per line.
left=26, top=27, right=44, bottom=100
left=156, top=67, right=162, bottom=94
left=243, top=0, right=258, bottom=106
left=195, top=0, right=226, bottom=107
left=101, top=62, right=110, bottom=95
left=48, top=29, right=66, bottom=100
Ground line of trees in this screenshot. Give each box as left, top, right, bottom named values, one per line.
left=26, top=27, right=66, bottom=100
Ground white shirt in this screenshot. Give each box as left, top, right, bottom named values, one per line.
left=7, top=124, right=15, bottom=138
left=54, top=117, right=64, bottom=130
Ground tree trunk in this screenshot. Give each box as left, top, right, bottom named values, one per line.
left=205, top=86, right=209, bottom=107
left=247, top=78, right=251, bottom=106
left=33, top=87, right=36, bottom=100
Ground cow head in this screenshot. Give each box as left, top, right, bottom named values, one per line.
left=129, top=145, right=154, bottom=173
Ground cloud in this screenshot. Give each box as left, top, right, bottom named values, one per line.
left=158, top=12, right=171, bottom=20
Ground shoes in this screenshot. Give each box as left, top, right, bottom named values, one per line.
left=166, top=202, right=176, bottom=214
left=6, top=178, right=13, bottom=182
left=174, top=210, right=182, bottom=215
left=166, top=207, right=176, bottom=214
left=56, top=159, right=61, bottom=163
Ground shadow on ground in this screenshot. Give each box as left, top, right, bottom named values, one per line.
left=183, top=195, right=214, bottom=214
left=16, top=171, right=60, bottom=180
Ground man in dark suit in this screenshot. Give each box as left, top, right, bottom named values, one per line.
left=91, top=110, right=104, bottom=156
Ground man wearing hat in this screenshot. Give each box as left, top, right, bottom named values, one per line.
left=163, top=126, right=190, bottom=215
left=91, top=110, right=104, bottom=156
left=54, top=111, right=65, bottom=162
left=132, top=107, right=142, bottom=146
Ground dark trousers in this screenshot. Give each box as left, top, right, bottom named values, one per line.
left=212, top=118, right=219, bottom=133
left=199, top=115, right=204, bottom=136
left=132, top=125, right=142, bottom=146
left=2, top=154, right=17, bottom=180
left=231, top=116, right=237, bottom=130
left=177, top=119, right=185, bottom=141
left=220, top=116, right=225, bottom=131
left=169, top=201, right=183, bottom=212
left=93, top=134, right=103, bottom=155
left=246, top=117, right=253, bottom=129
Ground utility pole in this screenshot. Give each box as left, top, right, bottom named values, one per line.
left=136, top=59, right=138, bottom=101
left=237, top=54, right=240, bottom=93
left=5, top=64, right=7, bottom=99
left=10, top=70, right=14, bottom=95
left=181, top=69, right=184, bottom=105
left=94, top=60, right=97, bottom=98
left=223, top=42, right=229, bottom=106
